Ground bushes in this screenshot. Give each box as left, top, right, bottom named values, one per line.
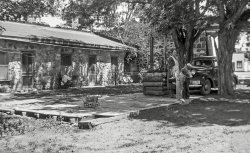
left=0, top=113, right=25, bottom=137
left=0, top=85, right=10, bottom=93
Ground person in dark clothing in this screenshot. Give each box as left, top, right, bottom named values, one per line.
left=180, top=63, right=193, bottom=99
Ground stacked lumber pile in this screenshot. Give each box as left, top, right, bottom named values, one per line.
left=142, top=72, right=170, bottom=96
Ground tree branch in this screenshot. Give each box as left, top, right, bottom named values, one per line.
left=235, top=8, right=250, bottom=29
left=217, top=0, right=225, bottom=22
left=195, top=0, right=199, bottom=16
left=194, top=28, right=204, bottom=41
left=227, top=0, right=249, bottom=24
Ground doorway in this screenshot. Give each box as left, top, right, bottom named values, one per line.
left=88, top=55, right=97, bottom=86
left=22, top=52, right=34, bottom=88
left=111, top=56, right=118, bottom=85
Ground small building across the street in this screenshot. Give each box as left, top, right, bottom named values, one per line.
left=0, top=21, right=133, bottom=91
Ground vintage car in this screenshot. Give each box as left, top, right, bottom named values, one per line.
left=189, top=56, right=238, bottom=95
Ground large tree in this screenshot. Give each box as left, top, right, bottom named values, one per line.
left=145, top=0, right=212, bottom=99
left=146, top=0, right=213, bottom=67
left=213, top=0, right=250, bottom=95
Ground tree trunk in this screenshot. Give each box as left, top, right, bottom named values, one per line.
left=172, top=30, right=185, bottom=100
left=185, top=27, right=196, bottom=63
left=217, top=28, right=239, bottom=96
left=171, top=28, right=197, bottom=99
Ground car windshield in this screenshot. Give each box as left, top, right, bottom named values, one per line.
left=192, top=59, right=213, bottom=67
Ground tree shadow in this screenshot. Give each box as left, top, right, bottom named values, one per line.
left=132, top=99, right=250, bottom=127
left=12, top=84, right=142, bottom=100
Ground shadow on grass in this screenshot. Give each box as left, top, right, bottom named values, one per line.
left=132, top=99, right=250, bottom=127
left=12, top=84, right=142, bottom=101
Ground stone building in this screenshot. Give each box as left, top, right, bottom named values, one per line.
left=0, top=21, right=132, bottom=90
left=164, top=32, right=208, bottom=58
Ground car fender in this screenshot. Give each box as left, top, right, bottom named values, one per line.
left=192, top=73, right=215, bottom=88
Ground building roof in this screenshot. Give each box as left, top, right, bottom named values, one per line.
left=0, top=21, right=132, bottom=51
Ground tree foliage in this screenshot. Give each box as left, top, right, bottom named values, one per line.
left=61, top=0, right=147, bottom=29
left=145, top=0, right=213, bottom=66
left=0, top=0, right=61, bottom=22
left=61, top=0, right=94, bottom=28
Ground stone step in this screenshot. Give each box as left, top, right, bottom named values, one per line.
left=0, top=108, right=94, bottom=124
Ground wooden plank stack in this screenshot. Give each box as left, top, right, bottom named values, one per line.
left=143, top=72, right=174, bottom=96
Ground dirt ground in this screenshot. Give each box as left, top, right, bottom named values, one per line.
left=1, top=89, right=250, bottom=153
left=0, top=84, right=180, bottom=118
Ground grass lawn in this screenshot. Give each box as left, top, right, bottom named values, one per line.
left=1, top=89, right=250, bottom=153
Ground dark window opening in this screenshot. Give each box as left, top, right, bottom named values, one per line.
left=0, top=51, right=8, bottom=80
left=61, top=54, right=72, bottom=66
left=192, top=60, right=213, bottom=67
left=0, top=52, right=8, bottom=65
left=22, top=52, right=34, bottom=86
left=88, top=55, right=97, bottom=66
left=88, top=55, right=97, bottom=85
left=237, top=61, right=243, bottom=68
left=111, top=56, right=118, bottom=67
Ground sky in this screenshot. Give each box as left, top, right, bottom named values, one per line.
left=41, top=16, right=66, bottom=27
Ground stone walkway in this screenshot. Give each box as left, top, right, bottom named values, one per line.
left=1, top=84, right=247, bottom=122
left=0, top=93, right=192, bottom=119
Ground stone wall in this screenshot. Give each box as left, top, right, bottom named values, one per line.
left=165, top=32, right=207, bottom=57
left=193, top=32, right=207, bottom=57
left=0, top=39, right=125, bottom=90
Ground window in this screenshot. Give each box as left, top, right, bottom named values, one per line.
left=22, top=52, right=34, bottom=86
left=88, top=55, right=97, bottom=85
left=0, top=51, right=8, bottom=80
left=236, top=61, right=243, bottom=68
left=111, top=56, right=118, bottom=67
left=61, top=54, right=72, bottom=66
left=88, top=55, right=96, bottom=66
left=111, top=56, right=118, bottom=72
left=193, top=60, right=212, bottom=67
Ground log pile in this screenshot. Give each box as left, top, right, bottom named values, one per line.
left=143, top=72, right=174, bottom=96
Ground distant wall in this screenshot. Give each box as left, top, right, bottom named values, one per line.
left=164, top=32, right=208, bottom=57
left=232, top=53, right=245, bottom=72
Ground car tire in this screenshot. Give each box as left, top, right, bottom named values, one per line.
left=201, top=79, right=211, bottom=95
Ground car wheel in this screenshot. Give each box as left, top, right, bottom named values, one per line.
left=201, top=79, right=211, bottom=95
